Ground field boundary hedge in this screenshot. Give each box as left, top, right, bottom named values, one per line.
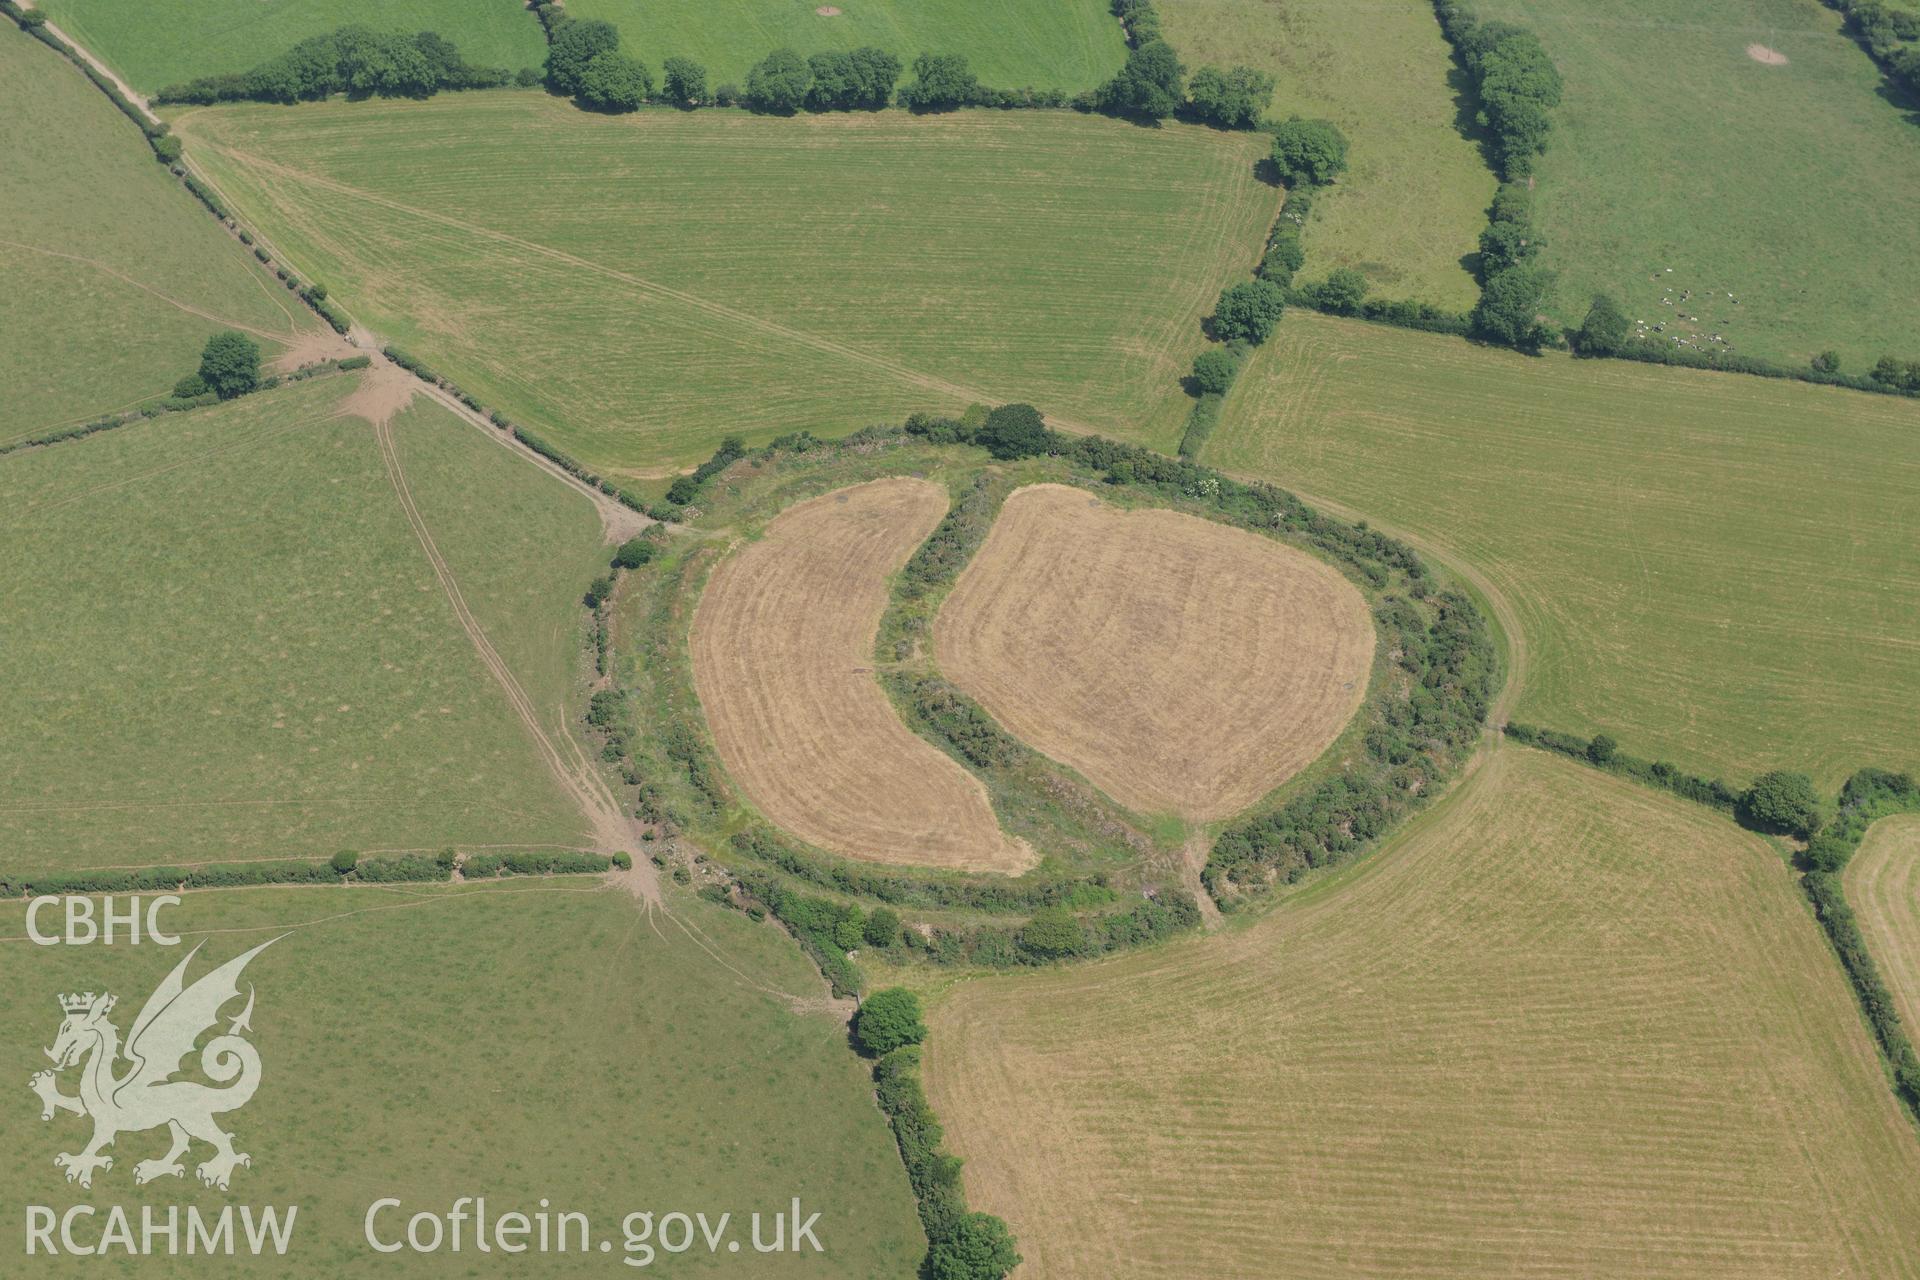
left=0, top=848, right=614, bottom=898
left=1503, top=722, right=1920, bottom=1121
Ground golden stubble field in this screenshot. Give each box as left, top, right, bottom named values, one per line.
left=1845, top=815, right=1920, bottom=1038
left=922, top=749, right=1920, bottom=1278
left=691, top=477, right=1033, bottom=873
left=934, top=484, right=1374, bottom=820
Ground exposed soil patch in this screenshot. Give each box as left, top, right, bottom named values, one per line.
left=816, top=6, right=842, bottom=15
left=339, top=363, right=417, bottom=426
left=1746, top=43, right=1788, bottom=65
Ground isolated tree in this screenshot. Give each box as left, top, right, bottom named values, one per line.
left=1017, top=906, right=1087, bottom=959
left=545, top=19, right=620, bottom=96
left=1186, top=64, right=1274, bottom=129
left=576, top=50, right=652, bottom=111
left=1259, top=232, right=1305, bottom=285
left=976, top=403, right=1049, bottom=459
left=929, top=1213, right=1021, bottom=1280
left=1209, top=279, right=1287, bottom=344
left=1472, top=265, right=1554, bottom=350
left=854, top=988, right=927, bottom=1055
left=612, top=536, right=657, bottom=570
left=1268, top=116, right=1349, bottom=187
left=1574, top=294, right=1630, bottom=356
left=1190, top=347, right=1239, bottom=395
left=1740, top=770, right=1822, bottom=838
left=198, top=330, right=261, bottom=399
left=661, top=55, right=707, bottom=106
left=862, top=906, right=902, bottom=949
left=898, top=52, right=978, bottom=112
left=1098, top=39, right=1185, bottom=119
left=744, top=47, right=811, bottom=113
left=1308, top=267, right=1367, bottom=316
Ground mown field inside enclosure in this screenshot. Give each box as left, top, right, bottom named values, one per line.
left=691, top=477, right=1034, bottom=875
left=0, top=28, right=318, bottom=447
left=174, top=96, right=1278, bottom=475
left=1207, top=313, right=1920, bottom=789
left=934, top=483, right=1375, bottom=821
left=1845, top=815, right=1920, bottom=1038
left=0, top=882, right=926, bottom=1277
left=29, top=0, right=548, bottom=96
left=1157, top=0, right=1496, bottom=310
left=0, top=376, right=603, bottom=872
left=923, top=749, right=1920, bottom=1279
left=1472, top=0, right=1920, bottom=369
left=564, top=0, right=1129, bottom=94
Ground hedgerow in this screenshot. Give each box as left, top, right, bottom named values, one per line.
left=728, top=826, right=1110, bottom=914
left=1503, top=722, right=1740, bottom=812
left=155, top=28, right=510, bottom=105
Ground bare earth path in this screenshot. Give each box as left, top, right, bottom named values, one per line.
left=365, top=397, right=656, bottom=903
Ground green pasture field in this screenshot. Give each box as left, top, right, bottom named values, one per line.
left=0, top=28, right=316, bottom=447
left=1157, top=0, right=1495, bottom=310
left=923, top=748, right=1920, bottom=1277
left=0, top=881, right=924, bottom=1276
left=1473, top=0, right=1920, bottom=369
left=0, top=376, right=603, bottom=872
left=29, top=0, right=547, bottom=96
left=565, top=0, right=1128, bottom=94
left=174, top=96, right=1278, bottom=476
left=1207, top=313, right=1920, bottom=790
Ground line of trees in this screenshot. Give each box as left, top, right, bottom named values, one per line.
left=155, top=27, right=512, bottom=104
left=1818, top=0, right=1920, bottom=98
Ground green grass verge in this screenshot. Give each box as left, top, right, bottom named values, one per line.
left=0, top=378, right=596, bottom=871
left=1474, top=0, right=1920, bottom=369
left=175, top=96, right=1278, bottom=475
left=1209, top=312, right=1920, bottom=789
left=1157, top=0, right=1496, bottom=310
left=31, top=0, right=547, bottom=95
left=0, top=26, right=316, bottom=446
left=0, top=882, right=924, bottom=1275
left=565, top=0, right=1128, bottom=93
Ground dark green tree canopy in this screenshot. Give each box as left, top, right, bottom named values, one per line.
left=745, top=47, right=813, bottom=113
left=1269, top=116, right=1350, bottom=188
left=929, top=1213, right=1021, bottom=1280
left=898, top=52, right=978, bottom=112
left=1574, top=294, right=1631, bottom=356
left=1098, top=39, right=1186, bottom=119
left=198, top=330, right=261, bottom=400
left=1308, top=267, right=1368, bottom=316
left=1471, top=264, right=1554, bottom=350
left=1477, top=218, right=1542, bottom=275
left=1186, top=64, right=1275, bottom=129
left=976, top=403, right=1050, bottom=459
left=806, top=46, right=902, bottom=110
left=1740, top=770, right=1822, bottom=838
left=1190, top=347, right=1240, bottom=395
left=576, top=50, right=652, bottom=112
left=854, top=987, right=927, bottom=1056
left=1017, top=906, right=1088, bottom=959
left=1209, top=279, right=1287, bottom=345
left=661, top=56, right=707, bottom=106
left=545, top=19, right=621, bottom=97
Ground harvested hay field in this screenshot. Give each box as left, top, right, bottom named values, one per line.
left=692, top=478, right=1033, bottom=874
left=1845, top=814, right=1920, bottom=1037
left=935, top=484, right=1373, bottom=819
left=176, top=97, right=1277, bottom=472
left=923, top=750, right=1920, bottom=1277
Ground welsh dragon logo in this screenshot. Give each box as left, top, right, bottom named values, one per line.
left=29, top=937, right=280, bottom=1190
